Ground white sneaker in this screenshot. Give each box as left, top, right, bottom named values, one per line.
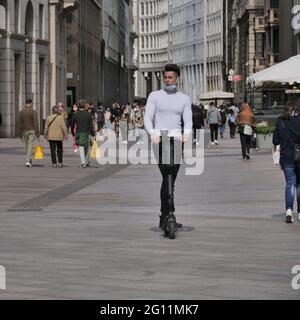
left=25, top=161, right=32, bottom=168
left=286, top=209, right=294, bottom=223
left=214, top=140, right=219, bottom=145
left=196, top=142, right=199, bottom=146
left=211, top=142, right=215, bottom=145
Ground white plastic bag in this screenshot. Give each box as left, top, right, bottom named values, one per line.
left=272, top=145, right=280, bottom=165
left=244, top=124, right=253, bottom=136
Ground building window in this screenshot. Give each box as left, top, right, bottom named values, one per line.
left=14, top=0, right=20, bottom=33
left=141, top=3, right=144, bottom=16
left=0, top=4, right=6, bottom=29
left=39, top=4, right=44, bottom=39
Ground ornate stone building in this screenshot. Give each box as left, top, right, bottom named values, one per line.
left=0, top=0, right=50, bottom=137
left=49, top=0, right=78, bottom=110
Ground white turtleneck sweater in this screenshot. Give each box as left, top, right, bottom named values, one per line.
left=144, top=89, right=193, bottom=137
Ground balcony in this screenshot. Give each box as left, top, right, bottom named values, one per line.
left=264, top=9, right=279, bottom=27
left=254, top=57, right=266, bottom=71
left=254, top=17, right=265, bottom=33
left=267, top=53, right=279, bottom=66
left=63, top=0, right=79, bottom=13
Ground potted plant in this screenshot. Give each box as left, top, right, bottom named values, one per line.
left=255, top=123, right=275, bottom=149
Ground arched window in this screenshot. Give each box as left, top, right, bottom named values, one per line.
left=0, top=0, right=7, bottom=30
left=25, top=0, right=34, bottom=37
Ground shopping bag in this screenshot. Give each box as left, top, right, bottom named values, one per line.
left=90, top=140, right=100, bottom=159
left=244, top=124, right=253, bottom=136
left=34, top=144, right=44, bottom=160
left=272, top=146, right=280, bottom=165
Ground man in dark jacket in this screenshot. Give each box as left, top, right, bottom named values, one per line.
left=71, top=100, right=95, bottom=168
left=18, top=99, right=40, bottom=167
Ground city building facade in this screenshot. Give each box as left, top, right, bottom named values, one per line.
left=0, top=0, right=50, bottom=138
left=170, top=0, right=224, bottom=102
left=101, top=0, right=135, bottom=106
left=134, top=0, right=169, bottom=99
left=66, top=0, right=102, bottom=108
left=135, top=0, right=224, bottom=102
left=226, top=0, right=264, bottom=105
left=49, top=0, right=78, bottom=111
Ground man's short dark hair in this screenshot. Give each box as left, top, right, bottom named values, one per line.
left=78, top=99, right=86, bottom=109
left=26, top=98, right=32, bottom=104
left=164, top=64, right=180, bottom=77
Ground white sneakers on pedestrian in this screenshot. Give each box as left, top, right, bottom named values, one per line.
left=211, top=141, right=215, bottom=145
left=286, top=209, right=294, bottom=223
left=25, top=161, right=32, bottom=168
left=214, top=140, right=219, bottom=145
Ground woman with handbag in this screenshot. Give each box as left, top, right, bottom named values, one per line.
left=273, top=99, right=300, bottom=223
left=236, top=103, right=256, bottom=160
left=44, top=105, right=68, bottom=168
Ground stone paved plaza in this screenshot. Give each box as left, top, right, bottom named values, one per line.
left=0, top=132, right=300, bottom=300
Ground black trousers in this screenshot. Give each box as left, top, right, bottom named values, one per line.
left=229, top=123, right=236, bottom=137
left=156, top=137, right=182, bottom=214
left=210, top=124, right=219, bottom=142
left=49, top=140, right=63, bottom=164
left=239, top=133, right=251, bottom=158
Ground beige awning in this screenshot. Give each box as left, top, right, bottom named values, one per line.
left=248, top=54, right=300, bottom=87
left=199, top=91, right=234, bottom=100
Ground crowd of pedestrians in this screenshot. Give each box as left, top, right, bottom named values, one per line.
left=17, top=98, right=147, bottom=169
left=14, top=90, right=300, bottom=226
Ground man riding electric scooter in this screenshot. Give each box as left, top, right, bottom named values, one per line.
left=144, top=64, right=193, bottom=238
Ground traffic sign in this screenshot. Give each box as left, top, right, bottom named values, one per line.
left=229, top=69, right=235, bottom=76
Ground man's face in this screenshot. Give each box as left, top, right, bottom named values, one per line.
left=163, top=71, right=178, bottom=86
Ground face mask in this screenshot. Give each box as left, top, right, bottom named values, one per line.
left=163, top=84, right=177, bottom=93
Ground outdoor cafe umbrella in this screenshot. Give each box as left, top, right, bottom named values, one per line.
left=248, top=54, right=300, bottom=87
left=199, top=91, right=234, bottom=105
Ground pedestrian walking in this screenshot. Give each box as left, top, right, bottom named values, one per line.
left=119, top=109, right=129, bottom=144
left=236, top=103, right=256, bottom=160
left=192, top=104, right=204, bottom=145
left=104, top=107, right=112, bottom=131
left=71, top=100, right=95, bottom=168
left=133, top=104, right=144, bottom=144
left=71, top=104, right=79, bottom=152
left=44, top=105, right=68, bottom=168
left=97, top=105, right=105, bottom=132
left=273, top=99, right=300, bottom=223
left=227, top=109, right=237, bottom=138
left=18, top=99, right=40, bottom=167
left=219, top=105, right=227, bottom=138
left=144, top=63, right=193, bottom=231
left=206, top=102, right=221, bottom=145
